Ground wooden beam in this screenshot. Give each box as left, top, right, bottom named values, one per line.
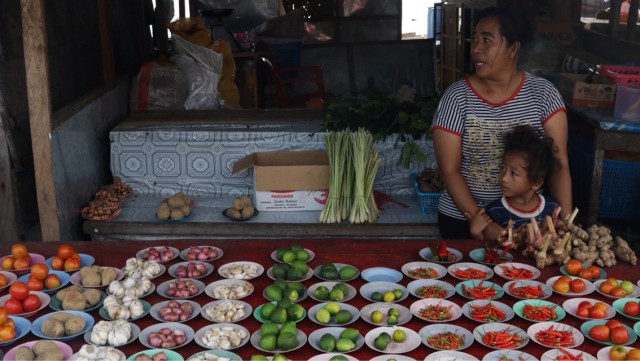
left=20, top=0, right=60, bottom=241
left=98, top=0, right=116, bottom=85
left=0, top=93, right=19, bottom=241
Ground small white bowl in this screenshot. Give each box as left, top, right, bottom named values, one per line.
left=156, top=279, right=205, bottom=299
left=138, top=322, right=194, bottom=350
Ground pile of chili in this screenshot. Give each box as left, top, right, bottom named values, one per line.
left=416, top=285, right=447, bottom=298
left=522, top=303, right=558, bottom=321
left=408, top=266, right=439, bottom=279
left=509, top=282, right=545, bottom=299
left=469, top=302, right=505, bottom=322
left=498, top=354, right=528, bottom=361
left=555, top=348, right=584, bottom=361
left=426, top=331, right=465, bottom=350
left=461, top=281, right=498, bottom=299
left=419, top=304, right=451, bottom=321
left=500, top=264, right=534, bottom=279
left=451, top=267, right=488, bottom=280
left=481, top=327, right=526, bottom=348
left=429, top=241, right=457, bottom=262
left=482, top=246, right=511, bottom=264
left=534, top=325, right=575, bottom=347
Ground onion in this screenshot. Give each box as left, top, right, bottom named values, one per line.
left=148, top=334, right=163, bottom=348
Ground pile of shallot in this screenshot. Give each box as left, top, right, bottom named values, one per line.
left=141, top=247, right=175, bottom=262
left=165, top=279, right=200, bottom=298
left=174, top=262, right=208, bottom=278
left=134, top=351, right=167, bottom=361
left=158, top=300, right=194, bottom=322
left=147, top=327, right=187, bottom=348
left=183, top=246, right=219, bottom=261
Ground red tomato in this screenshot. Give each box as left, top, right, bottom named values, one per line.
left=3, top=298, right=22, bottom=315
left=589, top=306, right=606, bottom=319
left=611, top=287, right=627, bottom=298
left=10, top=244, right=28, bottom=260
left=0, top=324, right=15, bottom=342
left=576, top=306, right=590, bottom=318
left=589, top=324, right=610, bottom=342
left=0, top=307, right=7, bottom=325
left=0, top=274, right=8, bottom=288
left=12, top=257, right=30, bottom=271
left=43, top=274, right=61, bottom=290
left=9, top=281, right=29, bottom=301
left=50, top=256, right=64, bottom=270
left=57, top=244, right=74, bottom=260
left=25, top=277, right=43, bottom=292
left=63, top=257, right=81, bottom=271
left=30, top=263, right=48, bottom=281
left=610, top=326, right=630, bottom=345
left=606, top=319, right=623, bottom=329
left=624, top=301, right=640, bottom=316
left=21, top=294, right=41, bottom=312
left=578, top=301, right=593, bottom=310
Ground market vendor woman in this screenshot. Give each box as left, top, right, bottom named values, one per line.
left=431, top=7, right=572, bottom=239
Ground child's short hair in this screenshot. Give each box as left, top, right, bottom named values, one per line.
left=504, top=125, right=560, bottom=185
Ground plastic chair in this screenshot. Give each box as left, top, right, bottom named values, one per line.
left=258, top=56, right=330, bottom=108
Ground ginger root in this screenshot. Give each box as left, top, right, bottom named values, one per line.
left=614, top=236, right=637, bottom=265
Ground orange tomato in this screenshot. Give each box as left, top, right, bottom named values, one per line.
left=57, top=244, right=74, bottom=260
left=600, top=281, right=615, bottom=295
left=552, top=279, right=570, bottom=294
left=3, top=318, right=14, bottom=328
left=589, top=306, right=606, bottom=319
left=0, top=324, right=15, bottom=342
left=25, top=277, right=43, bottom=292
left=50, top=256, right=64, bottom=270
left=627, top=348, right=640, bottom=360
left=44, top=274, right=61, bottom=290
left=12, top=257, right=30, bottom=271
left=63, top=257, right=81, bottom=271
left=587, top=265, right=601, bottom=279
left=0, top=307, right=7, bottom=325
left=570, top=278, right=586, bottom=293
left=611, top=287, right=627, bottom=298
left=10, top=244, right=28, bottom=260
left=566, top=259, right=583, bottom=275
left=610, top=345, right=628, bottom=361
left=30, top=263, right=48, bottom=281
left=0, top=257, right=14, bottom=270
left=558, top=275, right=572, bottom=284
left=593, top=301, right=609, bottom=312
left=0, top=274, right=8, bottom=288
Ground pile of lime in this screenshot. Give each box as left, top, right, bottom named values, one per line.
left=274, top=245, right=311, bottom=263
left=264, top=279, right=306, bottom=302
left=251, top=354, right=288, bottom=361
left=314, top=282, right=350, bottom=301
left=319, top=263, right=359, bottom=281
left=370, top=307, right=400, bottom=325
left=370, top=289, right=403, bottom=302
left=318, top=328, right=360, bottom=352
left=374, top=329, right=406, bottom=351
left=257, top=321, right=300, bottom=351
left=259, top=299, right=305, bottom=324
left=272, top=260, right=310, bottom=281
left=314, top=302, right=353, bottom=325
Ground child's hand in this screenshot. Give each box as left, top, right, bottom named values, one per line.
left=465, top=209, right=492, bottom=241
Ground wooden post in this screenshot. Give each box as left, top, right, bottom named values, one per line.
left=0, top=90, right=20, bottom=241
left=20, top=0, right=60, bottom=241
left=98, top=0, right=116, bottom=85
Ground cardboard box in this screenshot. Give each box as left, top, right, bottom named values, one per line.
left=557, top=73, right=617, bottom=108
left=534, top=20, right=584, bottom=48
left=232, top=150, right=329, bottom=211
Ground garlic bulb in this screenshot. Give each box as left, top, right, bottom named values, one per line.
left=71, top=344, right=122, bottom=361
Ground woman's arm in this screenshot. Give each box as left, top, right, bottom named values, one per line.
left=543, top=111, right=573, bottom=218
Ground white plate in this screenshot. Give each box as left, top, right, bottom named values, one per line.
left=419, top=324, right=474, bottom=351
left=180, top=246, right=223, bottom=262
left=361, top=267, right=403, bottom=282
left=473, top=322, right=529, bottom=350
left=70, top=267, right=124, bottom=290
left=31, top=310, right=95, bottom=341
left=447, top=262, right=493, bottom=281
left=541, top=348, right=597, bottom=361
left=596, top=346, right=635, bottom=361
left=308, top=327, right=364, bottom=354
left=168, top=261, right=214, bottom=279
left=483, top=349, right=537, bottom=361
left=271, top=248, right=315, bottom=263
left=562, top=297, right=616, bottom=320
left=200, top=300, right=252, bottom=323
left=156, top=279, right=205, bottom=299
left=308, top=354, right=359, bottom=361
left=494, top=262, right=540, bottom=280
left=360, top=302, right=412, bottom=326
left=136, top=246, right=180, bottom=263
left=406, top=279, right=456, bottom=299
left=308, top=281, right=357, bottom=302
left=594, top=279, right=640, bottom=299
left=419, top=246, right=463, bottom=263
left=249, top=328, right=307, bottom=354
left=359, top=281, right=408, bottom=302
left=218, top=261, right=264, bottom=280
left=308, top=302, right=360, bottom=326
left=461, top=300, right=515, bottom=323
left=401, top=262, right=446, bottom=280
left=527, top=321, right=584, bottom=348
left=139, top=322, right=194, bottom=350
left=409, top=299, right=462, bottom=323
left=503, top=280, right=553, bottom=300
left=84, top=321, right=140, bottom=347
left=424, top=351, right=479, bottom=361
left=194, top=323, right=250, bottom=350
left=546, top=275, right=596, bottom=296
left=365, top=326, right=421, bottom=354
left=313, top=263, right=360, bottom=282
left=149, top=300, right=201, bottom=323
left=266, top=266, right=314, bottom=282
left=205, top=279, right=254, bottom=300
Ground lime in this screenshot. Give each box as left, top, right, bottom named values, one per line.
left=259, top=322, right=280, bottom=337
left=290, top=244, right=304, bottom=252
left=324, top=302, right=341, bottom=315
left=339, top=328, right=360, bottom=342
left=275, top=248, right=287, bottom=261
left=319, top=333, right=336, bottom=352
left=269, top=307, right=288, bottom=324
left=314, top=285, right=330, bottom=300
left=286, top=267, right=303, bottom=281
left=393, top=288, right=403, bottom=299
left=334, top=309, right=353, bottom=324
left=260, top=303, right=276, bottom=319
left=273, top=354, right=289, bottom=361
left=329, top=289, right=344, bottom=301
left=329, top=356, right=349, bottom=361
left=320, top=268, right=338, bottom=280
left=287, top=281, right=304, bottom=293
left=374, top=335, right=389, bottom=350
left=321, top=262, right=337, bottom=272
left=371, top=291, right=383, bottom=302
left=295, top=249, right=310, bottom=261
left=333, top=283, right=349, bottom=295
left=387, top=307, right=400, bottom=318
left=379, top=332, right=392, bottom=343
left=283, top=288, right=298, bottom=302
left=370, top=310, right=384, bottom=323
left=393, top=329, right=407, bottom=342
left=277, top=298, right=293, bottom=310
left=315, top=308, right=331, bottom=324
left=282, top=250, right=296, bottom=263
left=277, top=332, right=299, bottom=351
left=291, top=260, right=309, bottom=274
left=250, top=355, right=269, bottom=361
left=265, top=285, right=283, bottom=301
left=280, top=320, right=297, bottom=335
left=387, top=314, right=398, bottom=325
left=286, top=303, right=305, bottom=321
left=338, top=265, right=358, bottom=280
left=259, top=334, right=277, bottom=350
left=273, top=278, right=288, bottom=290
left=383, top=291, right=396, bottom=302
left=272, top=264, right=289, bottom=279
left=336, top=337, right=355, bottom=352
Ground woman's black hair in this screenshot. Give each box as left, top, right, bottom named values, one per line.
left=475, top=7, right=535, bottom=50
left=503, top=125, right=560, bottom=185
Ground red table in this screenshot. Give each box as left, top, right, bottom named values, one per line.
left=1, top=239, right=638, bottom=360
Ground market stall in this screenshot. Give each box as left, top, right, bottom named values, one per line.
left=0, top=238, right=638, bottom=360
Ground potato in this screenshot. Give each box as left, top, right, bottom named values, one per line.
left=31, top=340, right=59, bottom=356
left=81, top=272, right=101, bottom=287
left=226, top=208, right=242, bottom=219
left=156, top=206, right=170, bottom=219
left=239, top=195, right=251, bottom=209
left=13, top=346, right=35, bottom=361
left=49, top=312, right=73, bottom=323
left=80, top=265, right=101, bottom=278
left=101, top=267, right=117, bottom=285
left=56, top=285, right=83, bottom=302
left=180, top=205, right=191, bottom=216
left=241, top=206, right=255, bottom=218
left=170, top=208, right=185, bottom=219
left=41, top=318, right=65, bottom=338
left=35, top=350, right=63, bottom=361
left=83, top=289, right=102, bottom=307
left=61, top=290, right=87, bottom=311
left=64, top=315, right=86, bottom=336
left=167, top=196, right=185, bottom=208
left=231, top=197, right=244, bottom=211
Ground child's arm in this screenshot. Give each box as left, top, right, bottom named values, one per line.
left=465, top=208, right=492, bottom=241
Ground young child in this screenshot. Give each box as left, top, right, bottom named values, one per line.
left=468, top=125, right=561, bottom=240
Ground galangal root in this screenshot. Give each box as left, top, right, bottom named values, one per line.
left=496, top=207, right=637, bottom=269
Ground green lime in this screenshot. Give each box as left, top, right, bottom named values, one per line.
left=334, top=309, right=353, bottom=324
left=259, top=334, right=277, bottom=350
left=393, top=329, right=406, bottom=342
left=276, top=298, right=292, bottom=310
left=333, top=283, right=349, bottom=295
left=329, top=356, right=349, bottom=361
left=259, top=322, right=280, bottom=337
left=387, top=307, right=400, bottom=318
left=269, top=307, right=288, bottom=324
left=280, top=320, right=297, bottom=335
left=338, top=265, right=358, bottom=280
left=339, top=328, right=360, bottom=342
left=320, top=268, right=338, bottom=280
left=289, top=244, right=304, bottom=252
left=374, top=335, right=389, bottom=351
left=370, top=310, right=384, bottom=323
left=324, top=302, right=341, bottom=315
left=295, top=249, right=310, bottom=261
left=387, top=314, right=398, bottom=325
left=282, top=250, right=296, bottom=263
left=273, top=278, right=288, bottom=290
left=277, top=332, right=299, bottom=351
left=315, top=308, right=331, bottom=324
left=336, top=337, right=356, bottom=352
left=393, top=288, right=403, bottom=299
left=265, top=285, right=283, bottom=301
left=286, top=267, right=304, bottom=281
left=272, top=264, right=289, bottom=279
left=272, top=354, right=289, bottom=361
left=320, top=262, right=337, bottom=272
left=286, top=281, right=305, bottom=293
left=291, top=260, right=309, bottom=274
left=283, top=288, right=299, bottom=302
left=371, top=291, right=383, bottom=302
left=286, top=303, right=305, bottom=321
left=250, top=355, right=269, bottom=361
left=259, top=303, right=276, bottom=319
left=314, top=285, right=330, bottom=300
left=379, top=332, right=392, bottom=343
left=329, top=289, right=344, bottom=301
left=319, top=333, right=336, bottom=352
left=275, top=248, right=287, bottom=261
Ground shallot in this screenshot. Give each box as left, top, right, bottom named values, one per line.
left=148, top=328, right=187, bottom=348
left=158, top=300, right=194, bottom=321
left=166, top=279, right=200, bottom=298
left=174, top=262, right=208, bottom=278
left=142, top=246, right=175, bottom=262
left=184, top=246, right=219, bottom=261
